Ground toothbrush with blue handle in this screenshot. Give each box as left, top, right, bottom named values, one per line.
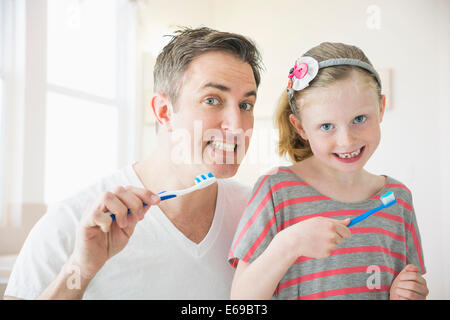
left=347, top=191, right=396, bottom=227
left=110, top=172, right=216, bottom=221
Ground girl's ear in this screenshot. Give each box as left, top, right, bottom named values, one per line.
left=151, top=94, right=174, bottom=132
left=289, top=113, right=308, bottom=141
left=378, top=95, right=386, bottom=123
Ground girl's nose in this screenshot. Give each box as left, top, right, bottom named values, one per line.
left=336, top=128, right=356, bottom=147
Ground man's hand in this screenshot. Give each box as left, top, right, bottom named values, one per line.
left=70, top=186, right=160, bottom=279
left=390, top=264, right=429, bottom=300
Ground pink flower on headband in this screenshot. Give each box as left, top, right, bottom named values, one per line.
left=288, top=56, right=319, bottom=91
left=289, top=63, right=309, bottom=80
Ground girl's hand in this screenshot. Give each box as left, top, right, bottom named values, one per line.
left=282, top=216, right=351, bottom=259
left=390, top=264, right=429, bottom=300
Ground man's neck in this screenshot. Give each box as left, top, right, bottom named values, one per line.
left=132, top=151, right=218, bottom=243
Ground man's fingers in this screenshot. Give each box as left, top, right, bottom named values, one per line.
left=114, top=186, right=147, bottom=221
left=102, top=192, right=129, bottom=228
left=124, top=186, right=160, bottom=206
left=108, top=186, right=159, bottom=225
left=83, top=187, right=159, bottom=232
left=92, top=209, right=113, bottom=233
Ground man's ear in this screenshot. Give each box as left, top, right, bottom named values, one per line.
left=289, top=113, right=308, bottom=141
left=151, top=93, right=173, bottom=132
left=378, top=94, right=386, bottom=123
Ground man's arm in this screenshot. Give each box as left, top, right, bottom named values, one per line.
left=3, top=296, right=24, bottom=300
left=37, top=259, right=93, bottom=299
left=5, top=186, right=159, bottom=300
left=4, top=258, right=92, bottom=300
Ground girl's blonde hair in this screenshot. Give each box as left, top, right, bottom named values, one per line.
left=275, top=42, right=382, bottom=163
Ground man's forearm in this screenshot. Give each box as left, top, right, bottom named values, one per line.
left=38, top=261, right=92, bottom=299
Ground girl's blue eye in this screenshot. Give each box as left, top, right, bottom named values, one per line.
left=354, top=115, right=367, bottom=124
left=320, top=123, right=334, bottom=131
left=239, top=102, right=253, bottom=111
left=205, top=97, right=219, bottom=105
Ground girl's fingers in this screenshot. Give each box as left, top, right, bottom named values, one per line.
left=396, top=280, right=429, bottom=297
left=394, top=287, right=427, bottom=300
left=334, top=234, right=344, bottom=246
left=397, top=271, right=427, bottom=285
left=335, top=221, right=351, bottom=239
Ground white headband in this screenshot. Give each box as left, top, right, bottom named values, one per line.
left=287, top=56, right=382, bottom=113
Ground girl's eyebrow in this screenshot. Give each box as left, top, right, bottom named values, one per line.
left=201, top=82, right=257, bottom=99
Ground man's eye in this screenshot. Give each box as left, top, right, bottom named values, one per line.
left=354, top=115, right=367, bottom=124
left=320, top=123, right=334, bottom=131
left=205, top=98, right=220, bottom=105
left=239, top=102, right=253, bottom=111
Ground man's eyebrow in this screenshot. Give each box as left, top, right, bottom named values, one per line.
left=244, top=90, right=257, bottom=98
left=201, top=82, right=257, bottom=98
left=202, top=82, right=230, bottom=92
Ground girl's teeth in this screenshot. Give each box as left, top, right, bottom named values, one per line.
left=211, top=141, right=236, bottom=152
left=337, top=148, right=361, bottom=159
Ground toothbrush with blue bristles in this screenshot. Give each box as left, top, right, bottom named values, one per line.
left=347, top=191, right=397, bottom=227
left=110, top=172, right=216, bottom=222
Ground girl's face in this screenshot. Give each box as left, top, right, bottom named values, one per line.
left=290, top=71, right=386, bottom=174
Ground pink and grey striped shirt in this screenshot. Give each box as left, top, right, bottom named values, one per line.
left=228, top=167, right=426, bottom=300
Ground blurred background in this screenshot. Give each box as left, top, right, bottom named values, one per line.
left=0, top=0, right=449, bottom=299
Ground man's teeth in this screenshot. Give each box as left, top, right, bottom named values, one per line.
left=210, top=141, right=236, bottom=152
left=337, top=148, right=362, bottom=159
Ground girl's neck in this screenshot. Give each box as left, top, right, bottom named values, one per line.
left=290, top=156, right=385, bottom=203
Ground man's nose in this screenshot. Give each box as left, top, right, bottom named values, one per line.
left=221, top=105, right=244, bottom=133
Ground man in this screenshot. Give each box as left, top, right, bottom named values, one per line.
left=4, top=27, right=263, bottom=299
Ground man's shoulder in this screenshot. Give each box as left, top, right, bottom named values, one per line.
left=48, top=165, right=141, bottom=220
left=219, top=178, right=252, bottom=200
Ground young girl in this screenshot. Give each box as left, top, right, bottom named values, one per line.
left=228, top=42, right=428, bottom=300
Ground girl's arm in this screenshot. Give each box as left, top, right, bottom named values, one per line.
left=230, top=231, right=298, bottom=299
left=230, top=217, right=351, bottom=300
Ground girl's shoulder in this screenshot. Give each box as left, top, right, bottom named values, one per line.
left=383, top=175, right=414, bottom=203
left=254, top=166, right=300, bottom=186
left=249, top=166, right=309, bottom=198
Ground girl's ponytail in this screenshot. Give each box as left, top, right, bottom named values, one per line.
left=275, top=90, right=312, bottom=162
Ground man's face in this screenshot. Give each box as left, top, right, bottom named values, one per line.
left=168, top=51, right=257, bottom=178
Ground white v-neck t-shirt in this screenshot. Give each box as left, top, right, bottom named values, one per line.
left=5, top=165, right=251, bottom=299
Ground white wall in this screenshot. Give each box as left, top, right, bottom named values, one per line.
left=137, top=0, right=450, bottom=299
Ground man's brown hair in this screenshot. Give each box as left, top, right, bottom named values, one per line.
left=153, top=26, right=263, bottom=107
